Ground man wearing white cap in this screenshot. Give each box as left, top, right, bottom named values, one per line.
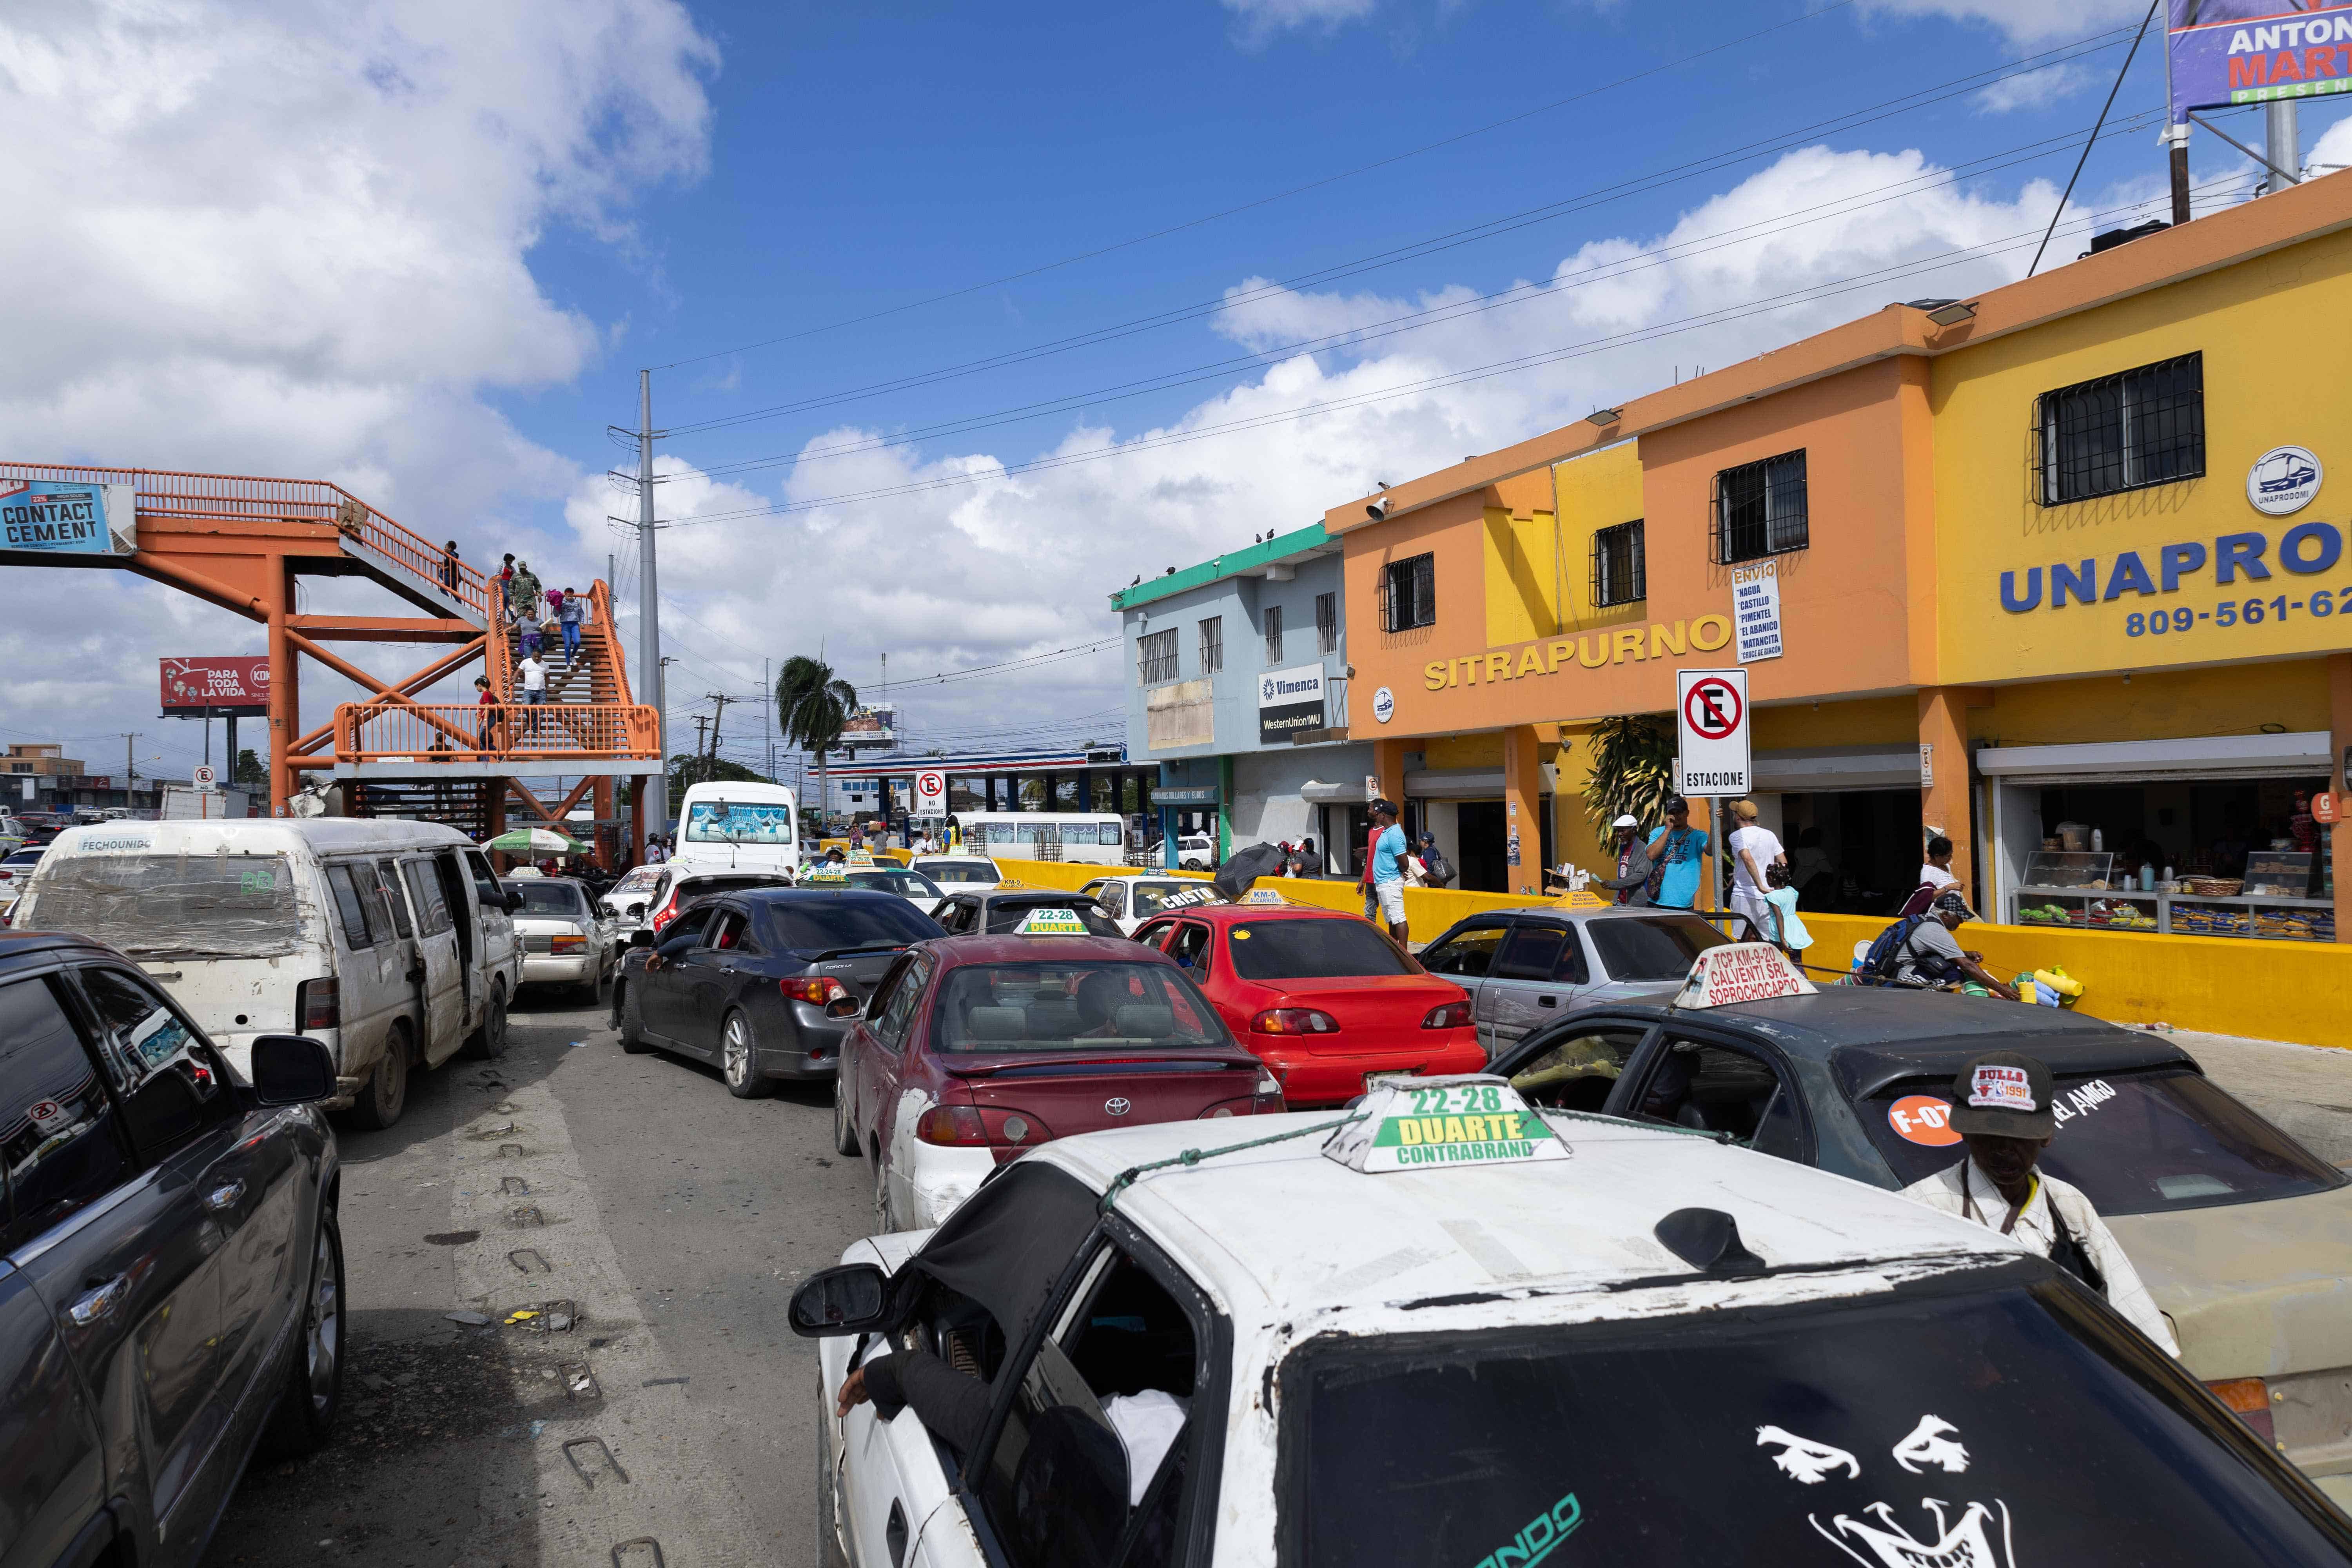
left=1577, top=814, right=1655, bottom=906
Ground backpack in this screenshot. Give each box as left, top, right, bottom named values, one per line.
left=1858, top=914, right=1932, bottom=983
left=1421, top=848, right=1455, bottom=887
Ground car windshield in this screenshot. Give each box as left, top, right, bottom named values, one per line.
left=1225, top=917, right=1410, bottom=981
left=16, top=852, right=303, bottom=958
left=762, top=895, right=942, bottom=953
left=1131, top=881, right=1222, bottom=918
left=845, top=869, right=942, bottom=898
left=983, top=900, right=1124, bottom=938
left=4, top=850, right=41, bottom=866
left=683, top=799, right=794, bottom=844
left=932, top=960, right=1227, bottom=1051
left=1586, top=913, right=1732, bottom=980
left=1285, top=1271, right=2351, bottom=1568
left=506, top=880, right=589, bottom=917
left=920, top=860, right=999, bottom=884
left=609, top=866, right=663, bottom=897
left=1858, top=1065, right=2346, bottom=1215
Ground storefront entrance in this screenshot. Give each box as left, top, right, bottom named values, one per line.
left=1776, top=789, right=1924, bottom=916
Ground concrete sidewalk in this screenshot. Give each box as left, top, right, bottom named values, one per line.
left=2160, top=1029, right=2352, bottom=1165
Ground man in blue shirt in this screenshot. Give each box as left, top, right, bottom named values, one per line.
left=1645, top=795, right=1710, bottom=911
left=1367, top=799, right=1410, bottom=943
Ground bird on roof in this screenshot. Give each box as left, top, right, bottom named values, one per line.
left=1165, top=566, right=1176, bottom=574
left=1129, top=573, right=1142, bottom=586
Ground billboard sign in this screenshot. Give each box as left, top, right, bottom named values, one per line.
left=161, top=657, right=270, bottom=717
left=2168, top=2, right=2352, bottom=117
left=838, top=704, right=897, bottom=751
left=1258, top=664, right=1328, bottom=743
left=0, top=479, right=136, bottom=560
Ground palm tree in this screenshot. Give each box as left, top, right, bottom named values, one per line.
left=775, top=655, right=857, bottom=829
left=1581, top=714, right=1675, bottom=837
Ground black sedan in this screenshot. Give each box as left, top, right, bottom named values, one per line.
left=0, top=930, right=343, bottom=1568
left=613, top=887, right=944, bottom=1097
left=927, top=886, right=1123, bottom=938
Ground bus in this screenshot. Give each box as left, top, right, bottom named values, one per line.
left=948, top=812, right=1129, bottom=865
left=674, top=782, right=799, bottom=877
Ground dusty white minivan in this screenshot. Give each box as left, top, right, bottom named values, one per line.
left=11, top=817, right=522, bottom=1129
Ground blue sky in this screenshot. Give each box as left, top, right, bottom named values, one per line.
left=4, top=0, right=2345, bottom=781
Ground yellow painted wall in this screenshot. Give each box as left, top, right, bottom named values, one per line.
left=1424, top=733, right=1504, bottom=768
left=1933, top=225, right=2352, bottom=685
left=1550, top=439, right=1646, bottom=635
left=1549, top=720, right=1612, bottom=881
left=1964, top=661, right=2329, bottom=746
left=1482, top=507, right=1563, bottom=646
left=1753, top=694, right=1920, bottom=750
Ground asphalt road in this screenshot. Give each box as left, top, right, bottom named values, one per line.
left=204, top=983, right=873, bottom=1568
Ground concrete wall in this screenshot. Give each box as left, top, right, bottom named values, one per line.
left=1122, top=551, right=1345, bottom=764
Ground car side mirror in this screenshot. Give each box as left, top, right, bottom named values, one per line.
left=628, top=928, right=655, bottom=949
left=789, top=1262, right=891, bottom=1336
left=249, top=1034, right=335, bottom=1106
left=504, top=892, right=526, bottom=913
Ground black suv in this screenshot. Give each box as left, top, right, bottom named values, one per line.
left=613, top=888, right=943, bottom=1098
left=0, top=930, right=342, bottom=1568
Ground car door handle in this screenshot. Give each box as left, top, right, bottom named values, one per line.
left=69, top=1275, right=129, bottom=1327
left=205, top=1180, right=247, bottom=1212
left=886, top=1500, right=909, bottom=1568
left=1538, top=996, right=1557, bottom=1008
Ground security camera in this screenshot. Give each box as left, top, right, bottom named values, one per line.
left=1365, top=497, right=1390, bottom=521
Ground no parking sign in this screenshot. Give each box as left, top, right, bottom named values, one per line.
left=914, top=770, right=947, bottom=814
left=1675, top=668, right=1750, bottom=796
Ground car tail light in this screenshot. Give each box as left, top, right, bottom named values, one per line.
left=1421, top=1000, right=1473, bottom=1029
left=915, top=1104, right=1053, bottom=1148
left=2206, top=1378, right=2279, bottom=1447
left=651, top=904, right=677, bottom=933
left=1202, top=1072, right=1288, bottom=1119
left=782, top=976, right=851, bottom=1007
left=1250, top=1007, right=1339, bottom=1035
left=297, top=977, right=340, bottom=1032
left=552, top=933, right=587, bottom=954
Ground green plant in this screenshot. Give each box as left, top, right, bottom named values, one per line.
left=1581, top=714, right=1674, bottom=836
left=775, top=655, right=857, bottom=821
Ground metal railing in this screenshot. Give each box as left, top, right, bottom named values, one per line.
left=334, top=701, right=660, bottom=764
left=0, top=462, right=495, bottom=619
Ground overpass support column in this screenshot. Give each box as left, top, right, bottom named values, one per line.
left=265, top=558, right=300, bottom=816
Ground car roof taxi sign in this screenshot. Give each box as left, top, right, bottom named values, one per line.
left=1323, top=1074, right=1571, bottom=1174
left=1013, top=906, right=1093, bottom=936
left=1240, top=887, right=1289, bottom=906
left=844, top=848, right=877, bottom=867
left=802, top=864, right=849, bottom=884
left=1672, top=942, right=1817, bottom=1010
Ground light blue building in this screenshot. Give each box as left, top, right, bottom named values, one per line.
left=1112, top=523, right=1373, bottom=872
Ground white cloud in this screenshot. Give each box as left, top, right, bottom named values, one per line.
left=1973, top=60, right=2092, bottom=113
left=0, top=0, right=716, bottom=773
left=1858, top=0, right=2152, bottom=47
left=1222, top=0, right=1380, bottom=43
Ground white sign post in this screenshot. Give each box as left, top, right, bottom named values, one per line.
left=1730, top=560, right=1784, bottom=663
left=913, top=769, right=947, bottom=815
left=1675, top=668, right=1750, bottom=797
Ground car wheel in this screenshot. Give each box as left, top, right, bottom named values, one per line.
left=463, top=984, right=509, bottom=1060
left=721, top=1010, right=770, bottom=1100
left=617, top=982, right=652, bottom=1054
left=816, top=1405, right=849, bottom=1568
left=1182, top=858, right=1203, bottom=871
left=831, top=1071, right=862, bottom=1157
left=346, top=1027, right=410, bottom=1131
left=261, top=1206, right=345, bottom=1458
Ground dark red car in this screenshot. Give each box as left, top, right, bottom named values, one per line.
left=833, top=933, right=1283, bottom=1230
left=1132, top=902, right=1480, bottom=1107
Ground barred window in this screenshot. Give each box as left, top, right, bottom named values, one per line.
left=1712, top=451, right=1808, bottom=565
left=1198, top=617, right=1223, bottom=675
left=2034, top=352, right=2204, bottom=506
left=1316, top=591, right=1339, bottom=654
left=1264, top=604, right=1285, bottom=664
left=1591, top=519, right=1646, bottom=608
left=1379, top=554, right=1436, bottom=632
left=1138, top=629, right=1177, bottom=684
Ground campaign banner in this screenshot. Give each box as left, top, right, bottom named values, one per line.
left=0, top=479, right=135, bottom=558
left=1258, top=663, right=1328, bottom=743
left=2169, top=1, right=2352, bottom=117
left=161, top=657, right=271, bottom=715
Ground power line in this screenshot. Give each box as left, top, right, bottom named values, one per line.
left=650, top=0, right=1870, bottom=371
left=659, top=23, right=2138, bottom=441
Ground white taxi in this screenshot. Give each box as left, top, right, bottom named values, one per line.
left=1075, top=873, right=1226, bottom=935
left=793, top=1068, right=2352, bottom=1568
left=911, top=855, right=1004, bottom=893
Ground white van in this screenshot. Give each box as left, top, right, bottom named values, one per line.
left=949, top=811, right=1129, bottom=865
left=673, top=781, right=799, bottom=876
left=11, top=817, right=522, bottom=1130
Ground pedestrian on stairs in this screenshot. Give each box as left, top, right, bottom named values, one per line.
left=510, top=559, right=542, bottom=626
left=559, top=589, right=584, bottom=664
left=441, top=541, right=461, bottom=592
left=474, top=675, right=499, bottom=751
left=520, top=651, right=548, bottom=709
left=497, top=555, right=516, bottom=621
left=519, top=613, right=543, bottom=659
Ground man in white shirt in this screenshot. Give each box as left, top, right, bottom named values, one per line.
left=1725, top=799, right=1784, bottom=943
left=519, top=654, right=548, bottom=704
left=1902, top=1051, right=2178, bottom=1354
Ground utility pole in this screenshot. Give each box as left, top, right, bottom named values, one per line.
left=636, top=368, right=665, bottom=834
left=2166, top=122, right=2191, bottom=227
left=764, top=657, right=773, bottom=783
left=691, top=714, right=710, bottom=783
left=2266, top=100, right=2301, bottom=195
left=707, top=692, right=736, bottom=773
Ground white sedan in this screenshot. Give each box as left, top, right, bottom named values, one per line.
left=793, top=1073, right=2334, bottom=1568
left=836, top=866, right=946, bottom=911
left=1145, top=831, right=1216, bottom=870
left=1076, top=873, right=1226, bottom=934
left=0, top=845, right=42, bottom=922
left=908, top=854, right=1002, bottom=893
left=502, top=877, right=619, bottom=1002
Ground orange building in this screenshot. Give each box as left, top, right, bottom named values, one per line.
left=1327, top=170, right=2352, bottom=953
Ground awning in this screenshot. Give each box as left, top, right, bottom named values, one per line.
left=1299, top=779, right=1360, bottom=804
left=1402, top=764, right=1560, bottom=800
left=1975, top=731, right=2332, bottom=786
left=1753, top=746, right=1920, bottom=793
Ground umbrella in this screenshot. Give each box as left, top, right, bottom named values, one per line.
left=484, top=826, right=586, bottom=855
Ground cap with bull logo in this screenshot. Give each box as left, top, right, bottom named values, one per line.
left=1944, top=1050, right=2056, bottom=1139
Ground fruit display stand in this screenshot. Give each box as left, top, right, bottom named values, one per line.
left=2005, top=850, right=2334, bottom=941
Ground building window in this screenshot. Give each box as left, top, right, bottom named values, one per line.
left=1711, top=451, right=1808, bottom=564
left=1379, top=553, right=1436, bottom=632
left=1315, top=590, right=1339, bottom=654
left=1263, top=604, right=1284, bottom=665
left=1137, top=629, right=1177, bottom=685
left=2034, top=352, right=2205, bottom=506
left=1591, top=519, right=1646, bottom=607
left=1198, top=617, right=1223, bottom=675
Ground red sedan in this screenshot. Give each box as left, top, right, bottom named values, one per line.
left=835, top=932, right=1283, bottom=1230
left=1132, top=903, right=1480, bottom=1107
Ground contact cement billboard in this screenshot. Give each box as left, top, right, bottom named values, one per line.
left=2170, top=1, right=2352, bottom=117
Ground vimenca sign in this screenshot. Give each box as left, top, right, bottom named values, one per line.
left=1259, top=664, right=1328, bottom=743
